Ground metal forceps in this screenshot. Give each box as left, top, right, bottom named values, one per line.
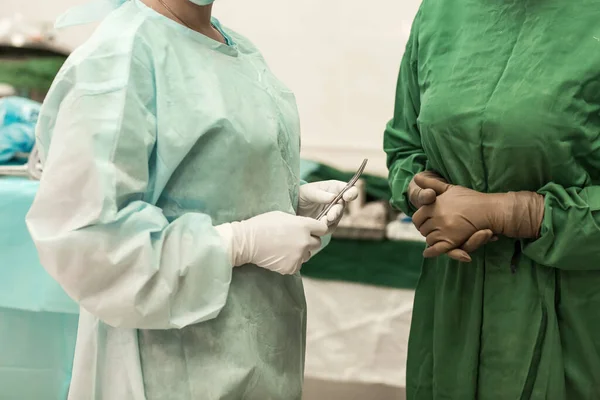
left=315, top=158, right=368, bottom=221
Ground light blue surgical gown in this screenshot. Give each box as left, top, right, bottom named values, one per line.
left=26, top=1, right=307, bottom=398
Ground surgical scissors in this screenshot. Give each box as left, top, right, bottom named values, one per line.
left=316, top=158, right=368, bottom=221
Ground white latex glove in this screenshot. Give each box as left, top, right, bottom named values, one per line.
left=297, top=180, right=360, bottom=228
left=215, top=211, right=328, bottom=275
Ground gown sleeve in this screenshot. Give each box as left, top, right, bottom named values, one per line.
left=26, top=46, right=233, bottom=330
left=523, top=183, right=600, bottom=270
left=383, top=10, right=426, bottom=217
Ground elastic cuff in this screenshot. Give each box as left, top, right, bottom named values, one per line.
left=214, top=223, right=234, bottom=266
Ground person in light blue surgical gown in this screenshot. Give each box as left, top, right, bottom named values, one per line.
left=26, top=0, right=358, bottom=398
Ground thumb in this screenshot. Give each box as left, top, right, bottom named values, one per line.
left=304, top=217, right=329, bottom=236
left=417, top=188, right=437, bottom=206
left=303, top=187, right=336, bottom=204
left=414, top=173, right=451, bottom=195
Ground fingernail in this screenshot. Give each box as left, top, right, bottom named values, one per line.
left=460, top=256, right=471, bottom=263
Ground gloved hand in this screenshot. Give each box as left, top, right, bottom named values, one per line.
left=408, top=171, right=442, bottom=209
left=215, top=211, right=329, bottom=275
left=409, top=172, right=496, bottom=262
left=412, top=175, right=545, bottom=259
left=297, top=180, right=359, bottom=231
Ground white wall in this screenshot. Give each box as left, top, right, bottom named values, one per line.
left=2, top=0, right=96, bottom=52
left=4, top=0, right=421, bottom=176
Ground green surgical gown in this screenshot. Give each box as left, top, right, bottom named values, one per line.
left=384, top=1, right=600, bottom=399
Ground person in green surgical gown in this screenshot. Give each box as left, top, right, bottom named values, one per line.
left=384, top=1, right=600, bottom=399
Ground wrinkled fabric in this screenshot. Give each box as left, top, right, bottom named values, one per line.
left=384, top=1, right=600, bottom=399
left=0, top=96, right=39, bottom=163
left=54, top=0, right=128, bottom=29
left=27, top=1, right=305, bottom=399
left=56, top=0, right=215, bottom=30
left=188, top=0, right=216, bottom=5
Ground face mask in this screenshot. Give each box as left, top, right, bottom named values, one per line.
left=188, top=0, right=215, bottom=5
